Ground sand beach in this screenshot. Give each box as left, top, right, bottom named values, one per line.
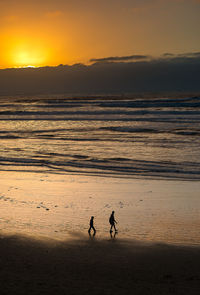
left=0, top=170, right=200, bottom=294
left=0, top=234, right=200, bottom=295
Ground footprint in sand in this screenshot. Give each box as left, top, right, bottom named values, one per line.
left=37, top=202, right=49, bottom=211
left=119, top=201, right=124, bottom=208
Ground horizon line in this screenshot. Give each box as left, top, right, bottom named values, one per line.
left=1, top=51, right=200, bottom=70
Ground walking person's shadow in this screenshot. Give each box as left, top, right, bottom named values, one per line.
left=88, top=230, right=96, bottom=240
left=110, top=230, right=118, bottom=239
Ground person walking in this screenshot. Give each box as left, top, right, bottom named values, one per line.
left=109, top=211, right=117, bottom=233
left=88, top=216, right=96, bottom=235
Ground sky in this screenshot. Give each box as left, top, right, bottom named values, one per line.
left=0, top=0, right=200, bottom=68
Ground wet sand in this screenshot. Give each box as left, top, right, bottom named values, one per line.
left=1, top=171, right=200, bottom=245
left=0, top=234, right=200, bottom=295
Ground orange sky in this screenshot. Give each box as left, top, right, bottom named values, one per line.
left=0, top=0, right=200, bottom=68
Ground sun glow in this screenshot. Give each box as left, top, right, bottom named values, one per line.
left=1, top=33, right=53, bottom=68
left=14, top=65, right=36, bottom=68
left=11, top=45, right=48, bottom=68
left=13, top=50, right=42, bottom=67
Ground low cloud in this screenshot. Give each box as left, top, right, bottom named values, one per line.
left=90, top=55, right=150, bottom=63
left=162, top=52, right=200, bottom=59
left=163, top=53, right=175, bottom=57
left=178, top=52, right=200, bottom=57
left=0, top=53, right=199, bottom=95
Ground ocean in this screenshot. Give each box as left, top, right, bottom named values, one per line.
left=0, top=94, right=200, bottom=180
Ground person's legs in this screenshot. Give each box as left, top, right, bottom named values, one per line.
left=113, top=223, right=117, bottom=231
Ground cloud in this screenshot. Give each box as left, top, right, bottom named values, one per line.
left=163, top=53, right=175, bottom=57
left=90, top=55, right=150, bottom=63
left=162, top=52, right=200, bottom=59
left=178, top=52, right=200, bottom=57
left=91, top=52, right=200, bottom=64
left=0, top=53, right=199, bottom=95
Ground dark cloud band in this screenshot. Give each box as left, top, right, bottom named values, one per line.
left=0, top=53, right=200, bottom=95
left=90, top=55, right=149, bottom=63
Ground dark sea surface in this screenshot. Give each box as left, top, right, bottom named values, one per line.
left=0, top=95, right=200, bottom=180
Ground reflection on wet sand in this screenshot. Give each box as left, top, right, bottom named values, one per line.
left=0, top=171, right=200, bottom=245
left=110, top=231, right=118, bottom=239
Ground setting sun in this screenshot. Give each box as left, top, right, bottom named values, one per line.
left=0, top=32, right=55, bottom=68
left=13, top=50, right=42, bottom=67
left=9, top=41, right=49, bottom=67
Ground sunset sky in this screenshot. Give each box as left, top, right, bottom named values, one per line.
left=0, top=0, right=200, bottom=68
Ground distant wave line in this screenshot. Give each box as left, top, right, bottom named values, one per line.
left=0, top=156, right=200, bottom=180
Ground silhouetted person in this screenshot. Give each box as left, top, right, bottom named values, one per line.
left=109, top=211, right=117, bottom=232
left=88, top=216, right=96, bottom=235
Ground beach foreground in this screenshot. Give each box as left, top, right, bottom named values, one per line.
left=1, top=171, right=200, bottom=245
left=0, top=234, right=199, bottom=295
